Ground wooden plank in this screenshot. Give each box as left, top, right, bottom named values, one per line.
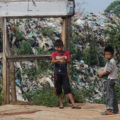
left=7, top=55, right=51, bottom=62
left=0, top=0, right=74, bottom=17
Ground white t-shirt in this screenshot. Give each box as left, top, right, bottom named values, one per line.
left=104, top=58, right=118, bottom=80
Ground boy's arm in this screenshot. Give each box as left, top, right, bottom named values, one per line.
left=99, top=71, right=110, bottom=78
left=52, top=58, right=61, bottom=63
left=51, top=52, right=65, bottom=63
left=99, top=62, right=113, bottom=78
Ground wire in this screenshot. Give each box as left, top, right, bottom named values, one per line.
left=27, top=0, right=30, bottom=11
left=32, top=0, right=36, bottom=6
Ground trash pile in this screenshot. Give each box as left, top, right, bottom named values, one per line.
left=71, top=13, right=120, bottom=102
left=0, top=13, right=118, bottom=102
left=7, top=18, right=62, bottom=52
left=72, top=60, right=105, bottom=102
left=73, top=13, right=111, bottom=48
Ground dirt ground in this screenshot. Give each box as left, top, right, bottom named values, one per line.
left=0, top=103, right=119, bottom=120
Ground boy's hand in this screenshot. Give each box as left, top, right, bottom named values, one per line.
left=52, top=59, right=62, bottom=63
left=98, top=74, right=103, bottom=78
left=60, top=57, right=66, bottom=63
left=98, top=71, right=110, bottom=78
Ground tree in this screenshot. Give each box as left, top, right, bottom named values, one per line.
left=105, top=0, right=120, bottom=17
left=105, top=17, right=120, bottom=51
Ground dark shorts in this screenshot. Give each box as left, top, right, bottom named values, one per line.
left=54, top=74, right=71, bottom=96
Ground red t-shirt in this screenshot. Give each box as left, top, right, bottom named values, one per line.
left=51, top=51, right=71, bottom=74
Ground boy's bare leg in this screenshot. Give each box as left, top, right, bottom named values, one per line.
left=66, top=93, right=81, bottom=109
left=66, top=93, right=76, bottom=106
left=58, top=96, right=64, bottom=109
left=58, top=96, right=63, bottom=106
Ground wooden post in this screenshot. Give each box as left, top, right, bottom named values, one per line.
left=2, top=18, right=17, bottom=104
left=10, top=62, right=17, bottom=104
left=62, top=17, right=72, bottom=82
left=62, top=17, right=72, bottom=51
left=2, top=17, right=10, bottom=104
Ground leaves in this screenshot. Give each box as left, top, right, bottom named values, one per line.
left=105, top=18, right=120, bottom=49
left=105, top=0, right=120, bottom=17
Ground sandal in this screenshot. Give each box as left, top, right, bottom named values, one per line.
left=59, top=104, right=64, bottom=109
left=113, top=111, right=119, bottom=114
left=72, top=106, right=81, bottom=109
left=101, top=110, right=113, bottom=115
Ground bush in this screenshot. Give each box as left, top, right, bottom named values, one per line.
left=42, top=27, right=54, bottom=38
left=32, top=89, right=59, bottom=106
left=93, top=98, right=105, bottom=104
left=0, top=93, right=3, bottom=105
left=22, top=68, right=38, bottom=81
left=82, top=49, right=91, bottom=65
left=23, top=88, right=66, bottom=107
left=36, top=47, right=50, bottom=55
left=82, top=47, right=98, bottom=66
left=18, top=40, right=33, bottom=55
left=72, top=89, right=86, bottom=103
left=23, top=88, right=86, bottom=107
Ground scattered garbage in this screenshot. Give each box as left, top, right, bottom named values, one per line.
left=0, top=12, right=119, bottom=102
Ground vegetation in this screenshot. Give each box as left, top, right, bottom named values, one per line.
left=0, top=93, right=3, bottom=105
left=23, top=88, right=86, bottom=106
left=105, top=0, right=120, bottom=17
left=23, top=89, right=60, bottom=106
left=105, top=18, right=120, bottom=51
left=36, top=47, right=50, bottom=55
left=12, top=40, right=33, bottom=55
left=42, top=27, right=55, bottom=38
left=71, top=25, right=99, bottom=67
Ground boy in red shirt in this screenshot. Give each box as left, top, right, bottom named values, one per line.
left=51, top=40, right=81, bottom=109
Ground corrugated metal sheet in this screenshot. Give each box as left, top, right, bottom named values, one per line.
left=0, top=0, right=75, bottom=17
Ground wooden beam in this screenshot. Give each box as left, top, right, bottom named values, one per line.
left=62, top=17, right=72, bottom=51
left=62, top=17, right=72, bottom=83
left=9, top=62, right=17, bottom=104
left=2, top=18, right=10, bottom=104
left=2, top=20, right=17, bottom=104
left=7, top=55, right=51, bottom=62
left=2, top=18, right=16, bottom=104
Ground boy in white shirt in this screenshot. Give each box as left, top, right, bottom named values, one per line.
left=99, top=46, right=119, bottom=115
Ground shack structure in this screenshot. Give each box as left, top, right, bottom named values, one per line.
left=0, top=0, right=75, bottom=104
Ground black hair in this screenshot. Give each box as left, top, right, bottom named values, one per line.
left=104, top=45, right=114, bottom=55
left=54, top=40, right=64, bottom=47
left=116, top=52, right=120, bottom=56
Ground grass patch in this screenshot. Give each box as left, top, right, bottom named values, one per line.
left=23, top=88, right=86, bottom=107
left=23, top=88, right=66, bottom=107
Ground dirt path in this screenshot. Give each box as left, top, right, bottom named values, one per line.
left=0, top=103, right=119, bottom=120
